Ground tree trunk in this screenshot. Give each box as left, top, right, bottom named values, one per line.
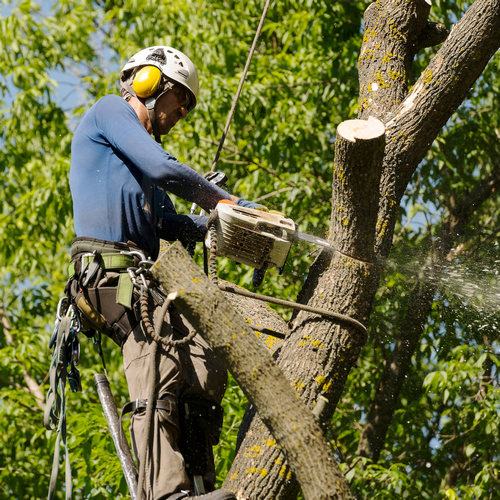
left=151, top=242, right=353, bottom=499
left=225, top=118, right=385, bottom=498
left=226, top=0, right=500, bottom=498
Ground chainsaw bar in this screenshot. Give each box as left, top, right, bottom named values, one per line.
left=293, top=231, right=335, bottom=252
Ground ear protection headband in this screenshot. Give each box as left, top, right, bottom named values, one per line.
left=132, top=66, right=162, bottom=98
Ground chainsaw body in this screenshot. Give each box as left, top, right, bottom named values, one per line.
left=211, top=203, right=296, bottom=271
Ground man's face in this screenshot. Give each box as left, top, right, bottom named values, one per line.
left=155, top=85, right=190, bottom=134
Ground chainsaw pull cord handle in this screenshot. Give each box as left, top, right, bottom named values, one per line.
left=209, top=0, right=272, bottom=173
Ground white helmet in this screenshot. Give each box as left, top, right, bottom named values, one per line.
left=121, top=46, right=199, bottom=111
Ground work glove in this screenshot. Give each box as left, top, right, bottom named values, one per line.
left=236, top=198, right=266, bottom=210
left=237, top=199, right=287, bottom=218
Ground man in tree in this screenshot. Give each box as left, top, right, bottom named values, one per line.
left=68, top=45, right=255, bottom=500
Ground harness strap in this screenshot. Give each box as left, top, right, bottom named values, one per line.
left=68, top=252, right=135, bottom=277
left=44, top=316, right=74, bottom=500
left=121, top=397, right=175, bottom=416
left=117, top=271, right=134, bottom=308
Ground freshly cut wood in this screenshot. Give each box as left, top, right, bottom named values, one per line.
left=331, top=116, right=386, bottom=264
left=336, top=116, right=385, bottom=142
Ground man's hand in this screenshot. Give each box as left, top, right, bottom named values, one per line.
left=226, top=195, right=265, bottom=210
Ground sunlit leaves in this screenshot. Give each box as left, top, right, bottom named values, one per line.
left=1, top=0, right=498, bottom=498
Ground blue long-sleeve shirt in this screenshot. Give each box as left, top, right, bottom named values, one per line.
left=70, top=94, right=231, bottom=258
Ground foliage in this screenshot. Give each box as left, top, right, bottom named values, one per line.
left=0, top=0, right=498, bottom=498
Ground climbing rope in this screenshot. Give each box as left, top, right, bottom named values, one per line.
left=136, top=291, right=179, bottom=500
left=210, top=0, right=272, bottom=173
left=208, top=222, right=219, bottom=285
left=140, top=289, right=196, bottom=348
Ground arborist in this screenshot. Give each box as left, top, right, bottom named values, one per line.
left=68, top=45, right=261, bottom=500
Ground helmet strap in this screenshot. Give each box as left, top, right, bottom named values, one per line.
left=144, top=82, right=174, bottom=144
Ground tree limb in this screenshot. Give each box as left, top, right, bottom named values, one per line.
left=375, top=0, right=500, bottom=256
left=151, top=243, right=353, bottom=499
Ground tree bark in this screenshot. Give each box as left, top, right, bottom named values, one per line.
left=225, top=118, right=385, bottom=498
left=151, top=242, right=353, bottom=499
left=222, top=282, right=289, bottom=356
left=358, top=0, right=433, bottom=123
left=367, top=0, right=500, bottom=257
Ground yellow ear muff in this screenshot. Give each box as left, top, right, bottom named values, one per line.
left=132, top=66, right=162, bottom=98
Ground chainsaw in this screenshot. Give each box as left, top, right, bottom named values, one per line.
left=207, top=201, right=335, bottom=287
left=201, top=198, right=367, bottom=335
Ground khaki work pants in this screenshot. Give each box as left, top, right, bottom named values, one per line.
left=70, top=236, right=227, bottom=500
left=123, top=304, right=227, bottom=500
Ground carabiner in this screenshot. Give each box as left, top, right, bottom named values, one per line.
left=56, top=297, right=70, bottom=321
left=127, top=267, right=148, bottom=290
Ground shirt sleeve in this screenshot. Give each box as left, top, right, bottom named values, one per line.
left=95, top=95, right=231, bottom=211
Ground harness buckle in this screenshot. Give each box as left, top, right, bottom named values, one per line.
left=80, top=251, right=96, bottom=271
left=127, top=267, right=148, bottom=290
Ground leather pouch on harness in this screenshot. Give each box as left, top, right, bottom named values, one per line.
left=69, top=239, right=142, bottom=346
left=69, top=277, right=139, bottom=347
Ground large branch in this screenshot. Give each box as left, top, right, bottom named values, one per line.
left=222, top=282, right=289, bottom=356
left=375, top=0, right=500, bottom=256
left=356, top=163, right=500, bottom=461
left=226, top=118, right=386, bottom=498
left=151, top=242, right=353, bottom=500
left=358, top=0, right=434, bottom=122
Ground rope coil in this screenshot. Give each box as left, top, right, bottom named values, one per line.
left=208, top=222, right=219, bottom=285
left=140, top=289, right=196, bottom=347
